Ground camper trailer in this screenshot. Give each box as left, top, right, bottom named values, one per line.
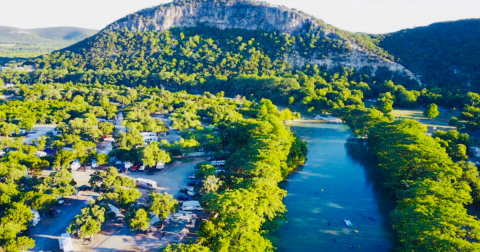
left=181, top=201, right=203, bottom=211
left=135, top=178, right=157, bottom=189
left=141, top=132, right=159, bottom=143
left=58, top=233, right=73, bottom=252
left=31, top=209, right=40, bottom=226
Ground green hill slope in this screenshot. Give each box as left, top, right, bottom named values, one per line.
left=377, top=19, right=480, bottom=92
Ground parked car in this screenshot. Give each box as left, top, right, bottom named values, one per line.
left=57, top=198, right=65, bottom=206
left=177, top=195, right=189, bottom=201
left=148, top=169, right=155, bottom=175
left=189, top=174, right=196, bottom=179
left=77, top=185, right=93, bottom=191
left=187, top=182, right=201, bottom=187
left=50, top=209, right=60, bottom=218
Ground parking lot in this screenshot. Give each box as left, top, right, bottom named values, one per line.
left=31, top=191, right=98, bottom=251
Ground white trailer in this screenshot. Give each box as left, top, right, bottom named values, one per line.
left=181, top=201, right=203, bottom=211
left=135, top=178, right=157, bottom=189
left=31, top=209, right=40, bottom=226
left=58, top=233, right=73, bottom=252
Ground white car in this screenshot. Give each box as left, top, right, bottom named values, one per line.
left=189, top=174, right=196, bottom=179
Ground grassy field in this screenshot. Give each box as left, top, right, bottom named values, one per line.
left=392, top=108, right=459, bottom=133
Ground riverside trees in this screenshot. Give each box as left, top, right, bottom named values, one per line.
left=344, top=108, right=480, bottom=251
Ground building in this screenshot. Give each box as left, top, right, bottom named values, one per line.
left=141, top=132, right=159, bottom=143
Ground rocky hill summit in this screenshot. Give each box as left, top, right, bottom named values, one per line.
left=105, top=0, right=419, bottom=83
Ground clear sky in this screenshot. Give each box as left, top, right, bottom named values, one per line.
left=1, top=0, right=479, bottom=34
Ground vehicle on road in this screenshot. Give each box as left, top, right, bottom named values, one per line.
left=57, top=198, right=65, bottom=206
left=50, top=209, right=60, bottom=218
left=77, top=185, right=93, bottom=191
left=148, top=168, right=155, bottom=175
left=59, top=233, right=73, bottom=252
left=177, top=195, right=189, bottom=201
left=27, top=129, right=37, bottom=134
left=181, top=201, right=203, bottom=211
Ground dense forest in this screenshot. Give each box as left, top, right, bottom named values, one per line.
left=377, top=19, right=480, bottom=92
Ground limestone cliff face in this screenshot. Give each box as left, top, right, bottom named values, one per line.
left=106, top=0, right=420, bottom=83
left=107, top=0, right=320, bottom=35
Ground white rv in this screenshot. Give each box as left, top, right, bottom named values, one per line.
left=58, top=233, right=73, bottom=252
left=71, top=159, right=80, bottom=171
left=135, top=178, right=157, bottom=189
left=31, top=209, right=40, bottom=226
left=181, top=201, right=203, bottom=211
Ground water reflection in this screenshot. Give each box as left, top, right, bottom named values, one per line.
left=268, top=123, right=398, bottom=252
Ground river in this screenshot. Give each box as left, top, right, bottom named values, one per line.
left=268, top=122, right=398, bottom=251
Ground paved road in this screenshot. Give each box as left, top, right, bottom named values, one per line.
left=31, top=193, right=97, bottom=251
left=23, top=125, right=55, bottom=144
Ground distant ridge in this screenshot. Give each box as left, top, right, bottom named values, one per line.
left=0, top=26, right=98, bottom=57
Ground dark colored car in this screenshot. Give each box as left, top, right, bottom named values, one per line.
left=187, top=182, right=201, bottom=187
left=177, top=195, right=189, bottom=201
left=148, top=169, right=155, bottom=175
left=50, top=209, right=60, bottom=218
left=77, top=185, right=93, bottom=191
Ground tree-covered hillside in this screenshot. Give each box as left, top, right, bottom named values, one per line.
left=0, top=26, right=98, bottom=58
left=377, top=19, right=480, bottom=92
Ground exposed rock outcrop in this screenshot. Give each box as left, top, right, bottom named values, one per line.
left=106, top=0, right=420, bottom=84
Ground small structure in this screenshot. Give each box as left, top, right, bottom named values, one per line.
left=108, top=204, right=121, bottom=217
left=58, top=233, right=73, bottom=252
left=141, top=132, right=159, bottom=143
left=71, top=159, right=81, bottom=171
left=35, top=151, right=47, bottom=157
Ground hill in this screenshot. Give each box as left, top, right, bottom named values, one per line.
left=28, top=0, right=419, bottom=91
left=377, top=19, right=480, bottom=92
left=0, top=26, right=98, bottom=57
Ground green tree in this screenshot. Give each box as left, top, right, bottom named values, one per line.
left=147, top=191, right=177, bottom=220
left=125, top=208, right=150, bottom=231
left=141, top=143, right=171, bottom=167
left=424, top=103, right=440, bottom=118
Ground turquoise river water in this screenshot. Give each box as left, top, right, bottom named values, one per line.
left=268, top=122, right=399, bottom=251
